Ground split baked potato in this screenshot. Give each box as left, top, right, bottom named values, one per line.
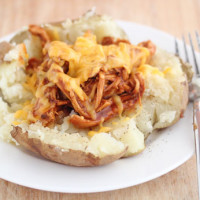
left=0, top=10, right=192, bottom=166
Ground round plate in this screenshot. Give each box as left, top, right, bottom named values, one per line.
left=0, top=20, right=194, bottom=193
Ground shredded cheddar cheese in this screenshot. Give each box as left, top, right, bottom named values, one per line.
left=45, top=32, right=150, bottom=100
left=14, top=31, right=154, bottom=134
left=137, top=64, right=166, bottom=77
left=163, top=67, right=171, bottom=74
left=13, top=101, right=34, bottom=125
left=23, top=73, right=37, bottom=94
left=88, top=126, right=112, bottom=137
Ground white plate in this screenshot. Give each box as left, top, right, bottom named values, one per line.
left=0, top=20, right=194, bottom=193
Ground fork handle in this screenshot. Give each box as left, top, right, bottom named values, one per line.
left=193, top=99, right=200, bottom=200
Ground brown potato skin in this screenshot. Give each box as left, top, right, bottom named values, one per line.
left=0, top=42, right=12, bottom=63
left=178, top=58, right=192, bottom=119
left=180, top=77, right=189, bottom=118
left=11, top=126, right=127, bottom=167
left=163, top=75, right=189, bottom=127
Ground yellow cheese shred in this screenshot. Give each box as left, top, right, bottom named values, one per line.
left=137, top=64, right=164, bottom=77
left=88, top=126, right=112, bottom=137
left=23, top=73, right=37, bottom=94
left=13, top=101, right=33, bottom=125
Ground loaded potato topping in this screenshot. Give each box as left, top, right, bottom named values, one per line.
left=14, top=25, right=156, bottom=132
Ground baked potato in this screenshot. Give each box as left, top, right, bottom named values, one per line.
left=0, top=10, right=192, bottom=166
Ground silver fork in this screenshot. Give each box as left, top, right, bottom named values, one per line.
left=175, top=33, right=200, bottom=199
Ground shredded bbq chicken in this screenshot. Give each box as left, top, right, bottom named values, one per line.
left=29, top=25, right=51, bottom=47
left=23, top=26, right=156, bottom=128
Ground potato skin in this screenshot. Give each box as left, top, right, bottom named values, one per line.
left=163, top=74, right=189, bottom=126
left=180, top=77, right=189, bottom=118
left=11, top=126, right=126, bottom=167
left=0, top=42, right=12, bottom=63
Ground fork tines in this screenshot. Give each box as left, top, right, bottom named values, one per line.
left=176, top=32, right=200, bottom=75
left=182, top=35, right=189, bottom=62
left=188, top=33, right=199, bottom=75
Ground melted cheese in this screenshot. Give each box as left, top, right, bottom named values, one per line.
left=163, top=67, right=171, bottom=74
left=13, top=101, right=33, bottom=125
left=23, top=73, right=37, bottom=94
left=47, top=62, right=87, bottom=101
left=88, top=126, right=112, bottom=137
left=15, top=32, right=152, bottom=127
left=137, top=64, right=164, bottom=77
left=46, top=32, right=151, bottom=100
